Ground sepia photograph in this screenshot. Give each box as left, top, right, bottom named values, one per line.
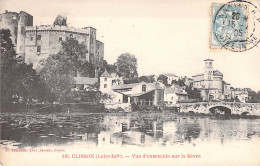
left=0, top=0, right=260, bottom=165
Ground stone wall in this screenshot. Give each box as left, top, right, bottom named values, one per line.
left=24, top=25, right=104, bottom=74
left=96, top=40, right=104, bottom=69
left=179, top=102, right=260, bottom=116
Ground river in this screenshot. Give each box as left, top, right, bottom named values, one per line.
left=1, top=112, right=260, bottom=148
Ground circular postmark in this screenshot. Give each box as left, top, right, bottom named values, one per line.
left=212, top=0, right=260, bottom=52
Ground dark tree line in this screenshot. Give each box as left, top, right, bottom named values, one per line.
left=1, top=29, right=49, bottom=111
left=248, top=91, right=260, bottom=103
left=101, top=53, right=138, bottom=79
left=37, top=37, right=97, bottom=102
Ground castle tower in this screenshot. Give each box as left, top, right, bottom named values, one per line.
left=81, top=26, right=104, bottom=77
left=16, top=11, right=33, bottom=62
left=0, top=11, right=19, bottom=48
left=83, top=27, right=96, bottom=65
left=204, top=59, right=213, bottom=89
left=0, top=10, right=33, bottom=62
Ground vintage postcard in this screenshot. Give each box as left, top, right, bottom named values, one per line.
left=0, top=0, right=260, bottom=165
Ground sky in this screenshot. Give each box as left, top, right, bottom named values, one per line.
left=1, top=0, right=260, bottom=91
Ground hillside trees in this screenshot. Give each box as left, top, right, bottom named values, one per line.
left=185, top=86, right=201, bottom=100
left=116, top=53, right=138, bottom=78
left=37, top=37, right=99, bottom=102
left=124, top=75, right=155, bottom=84
left=37, top=53, right=76, bottom=102
left=248, top=90, right=260, bottom=103
left=37, top=38, right=93, bottom=102
left=157, top=74, right=168, bottom=85
left=1, top=29, right=44, bottom=110
left=53, top=15, right=67, bottom=26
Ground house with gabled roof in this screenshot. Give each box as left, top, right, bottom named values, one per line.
left=99, top=70, right=165, bottom=106
left=165, top=73, right=179, bottom=85
left=112, top=82, right=165, bottom=106
left=99, top=69, right=123, bottom=93
left=72, top=77, right=98, bottom=91
left=164, top=88, right=188, bottom=105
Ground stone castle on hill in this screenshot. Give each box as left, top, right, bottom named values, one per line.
left=0, top=10, right=104, bottom=76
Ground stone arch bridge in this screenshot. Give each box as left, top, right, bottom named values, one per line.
left=178, top=102, right=260, bottom=116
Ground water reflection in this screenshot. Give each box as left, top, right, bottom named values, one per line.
left=1, top=112, right=260, bottom=148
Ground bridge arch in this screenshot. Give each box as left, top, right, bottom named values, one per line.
left=187, top=111, right=195, bottom=115
left=208, top=105, right=232, bottom=115
left=241, top=112, right=250, bottom=116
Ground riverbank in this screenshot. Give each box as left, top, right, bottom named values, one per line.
left=1, top=108, right=260, bottom=120
left=174, top=112, right=260, bottom=119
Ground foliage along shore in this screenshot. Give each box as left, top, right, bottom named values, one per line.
left=1, top=102, right=259, bottom=119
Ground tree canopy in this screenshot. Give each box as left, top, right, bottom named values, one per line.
left=37, top=37, right=95, bottom=102
left=124, top=75, right=155, bottom=84
left=37, top=52, right=76, bottom=102
left=1, top=29, right=44, bottom=110
left=172, top=79, right=185, bottom=87
left=60, top=37, right=94, bottom=77
left=116, top=53, right=138, bottom=78
left=185, top=86, right=201, bottom=100
left=248, top=90, right=260, bottom=103
left=53, top=15, right=67, bottom=26
left=157, top=74, right=168, bottom=85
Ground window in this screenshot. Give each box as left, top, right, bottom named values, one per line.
left=91, top=31, right=94, bottom=35
left=30, top=37, right=33, bottom=41
left=58, top=37, right=62, bottom=41
left=91, top=38, right=93, bottom=44
left=37, top=46, right=41, bottom=53
left=14, top=27, right=18, bottom=34
left=142, top=85, right=146, bottom=92
left=21, top=26, right=25, bottom=34
left=97, top=44, right=99, bottom=49
left=97, top=52, right=100, bottom=55
left=104, top=78, right=107, bottom=81
left=37, top=35, right=41, bottom=40
left=97, top=67, right=99, bottom=70
left=70, top=34, right=73, bottom=38
left=104, top=84, right=107, bottom=88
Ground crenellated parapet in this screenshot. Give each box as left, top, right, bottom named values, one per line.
left=25, top=25, right=90, bottom=35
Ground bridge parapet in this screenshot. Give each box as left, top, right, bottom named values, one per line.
left=178, top=102, right=260, bottom=116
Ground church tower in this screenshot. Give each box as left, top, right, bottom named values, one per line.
left=204, top=59, right=213, bottom=88
left=204, top=59, right=213, bottom=80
